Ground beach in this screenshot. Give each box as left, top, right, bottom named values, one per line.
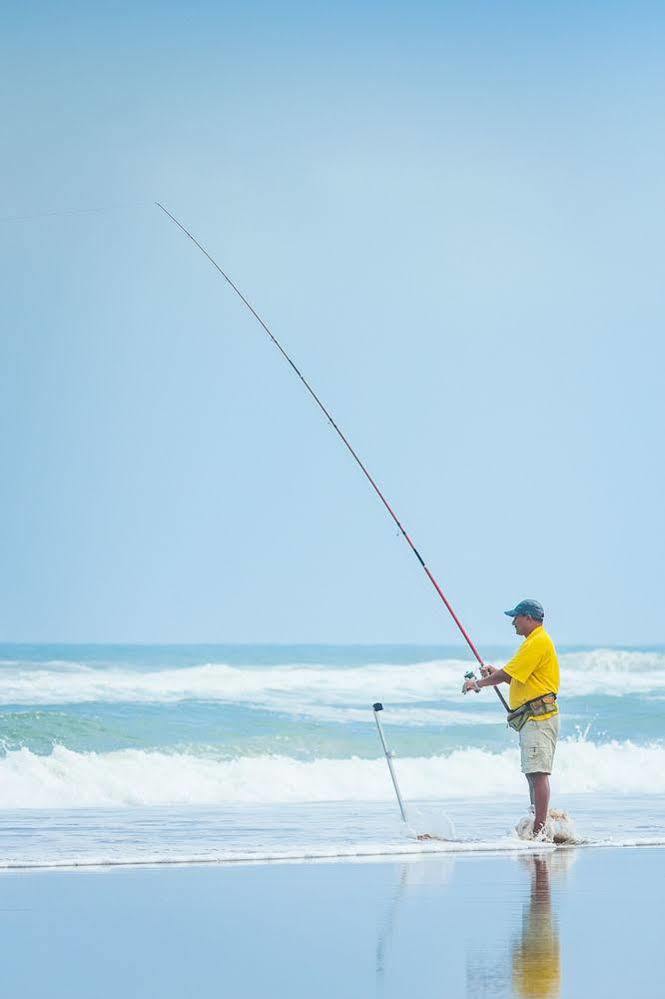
left=3, top=846, right=664, bottom=998
left=2, top=643, right=665, bottom=997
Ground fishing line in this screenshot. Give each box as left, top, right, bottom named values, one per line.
left=0, top=203, right=150, bottom=224
left=156, top=201, right=509, bottom=712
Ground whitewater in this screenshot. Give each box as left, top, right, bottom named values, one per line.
left=1, top=643, right=664, bottom=867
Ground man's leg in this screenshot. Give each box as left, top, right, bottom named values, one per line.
left=529, top=772, right=550, bottom=836
left=520, top=716, right=558, bottom=837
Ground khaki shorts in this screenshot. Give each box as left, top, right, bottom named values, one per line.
left=519, top=714, right=560, bottom=774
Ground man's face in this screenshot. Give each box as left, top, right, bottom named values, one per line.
left=512, top=614, right=530, bottom=636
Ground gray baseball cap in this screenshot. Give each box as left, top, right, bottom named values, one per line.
left=504, top=599, right=544, bottom=622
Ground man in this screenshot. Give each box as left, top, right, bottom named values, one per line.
left=463, top=599, right=560, bottom=838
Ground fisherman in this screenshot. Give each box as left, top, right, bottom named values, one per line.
left=462, top=600, right=560, bottom=838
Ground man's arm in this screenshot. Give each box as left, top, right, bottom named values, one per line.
left=477, top=668, right=511, bottom=688
left=463, top=666, right=511, bottom=693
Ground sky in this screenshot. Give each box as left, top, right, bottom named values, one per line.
left=1, top=1, right=664, bottom=645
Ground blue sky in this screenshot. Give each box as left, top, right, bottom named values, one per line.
left=2, top=1, right=664, bottom=644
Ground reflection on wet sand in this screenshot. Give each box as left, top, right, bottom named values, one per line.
left=375, top=865, right=408, bottom=995
left=374, top=850, right=575, bottom=998
left=375, top=858, right=455, bottom=997
left=512, top=855, right=560, bottom=998
left=466, top=850, right=574, bottom=999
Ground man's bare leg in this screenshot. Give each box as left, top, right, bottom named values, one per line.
left=526, top=773, right=550, bottom=836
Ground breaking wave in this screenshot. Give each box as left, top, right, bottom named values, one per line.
left=0, top=648, right=663, bottom=708
left=2, top=738, right=665, bottom=809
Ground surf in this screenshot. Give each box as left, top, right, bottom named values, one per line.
left=3, top=739, right=665, bottom=809
left=1, top=648, right=664, bottom=705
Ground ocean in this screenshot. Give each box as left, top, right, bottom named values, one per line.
left=1, top=643, right=664, bottom=868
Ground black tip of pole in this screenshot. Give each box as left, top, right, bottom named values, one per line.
left=373, top=702, right=383, bottom=712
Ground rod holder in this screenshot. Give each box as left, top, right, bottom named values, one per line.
left=372, top=703, right=407, bottom=823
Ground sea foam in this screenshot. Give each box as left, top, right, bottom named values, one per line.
left=2, top=738, right=664, bottom=809
left=0, top=648, right=663, bottom=707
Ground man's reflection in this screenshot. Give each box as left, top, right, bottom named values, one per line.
left=511, top=854, right=560, bottom=998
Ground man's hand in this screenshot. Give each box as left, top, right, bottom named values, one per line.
left=480, top=664, right=497, bottom=678
left=463, top=678, right=481, bottom=694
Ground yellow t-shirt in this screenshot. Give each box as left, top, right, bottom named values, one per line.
left=503, top=626, right=559, bottom=719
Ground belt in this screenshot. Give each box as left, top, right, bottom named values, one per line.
left=507, top=693, right=558, bottom=732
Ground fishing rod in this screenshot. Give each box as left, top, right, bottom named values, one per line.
left=156, top=202, right=509, bottom=713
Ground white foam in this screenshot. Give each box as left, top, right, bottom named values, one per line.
left=2, top=737, right=665, bottom=809
left=515, top=810, right=578, bottom=844
left=0, top=659, right=470, bottom=706
left=0, top=838, right=554, bottom=871
left=1, top=648, right=662, bottom=708
left=558, top=649, right=665, bottom=696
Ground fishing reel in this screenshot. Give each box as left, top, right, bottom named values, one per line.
left=462, top=669, right=477, bottom=695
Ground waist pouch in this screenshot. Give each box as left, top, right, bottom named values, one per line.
left=507, top=693, right=558, bottom=732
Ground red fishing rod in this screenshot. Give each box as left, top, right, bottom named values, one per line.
left=156, top=202, right=509, bottom=713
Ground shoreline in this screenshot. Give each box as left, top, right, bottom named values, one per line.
left=5, top=836, right=665, bottom=875
left=3, top=794, right=665, bottom=872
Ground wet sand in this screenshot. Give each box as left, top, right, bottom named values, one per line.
left=1, top=846, right=663, bottom=998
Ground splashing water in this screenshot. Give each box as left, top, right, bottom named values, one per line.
left=407, top=805, right=457, bottom=841
left=515, top=809, right=579, bottom=845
